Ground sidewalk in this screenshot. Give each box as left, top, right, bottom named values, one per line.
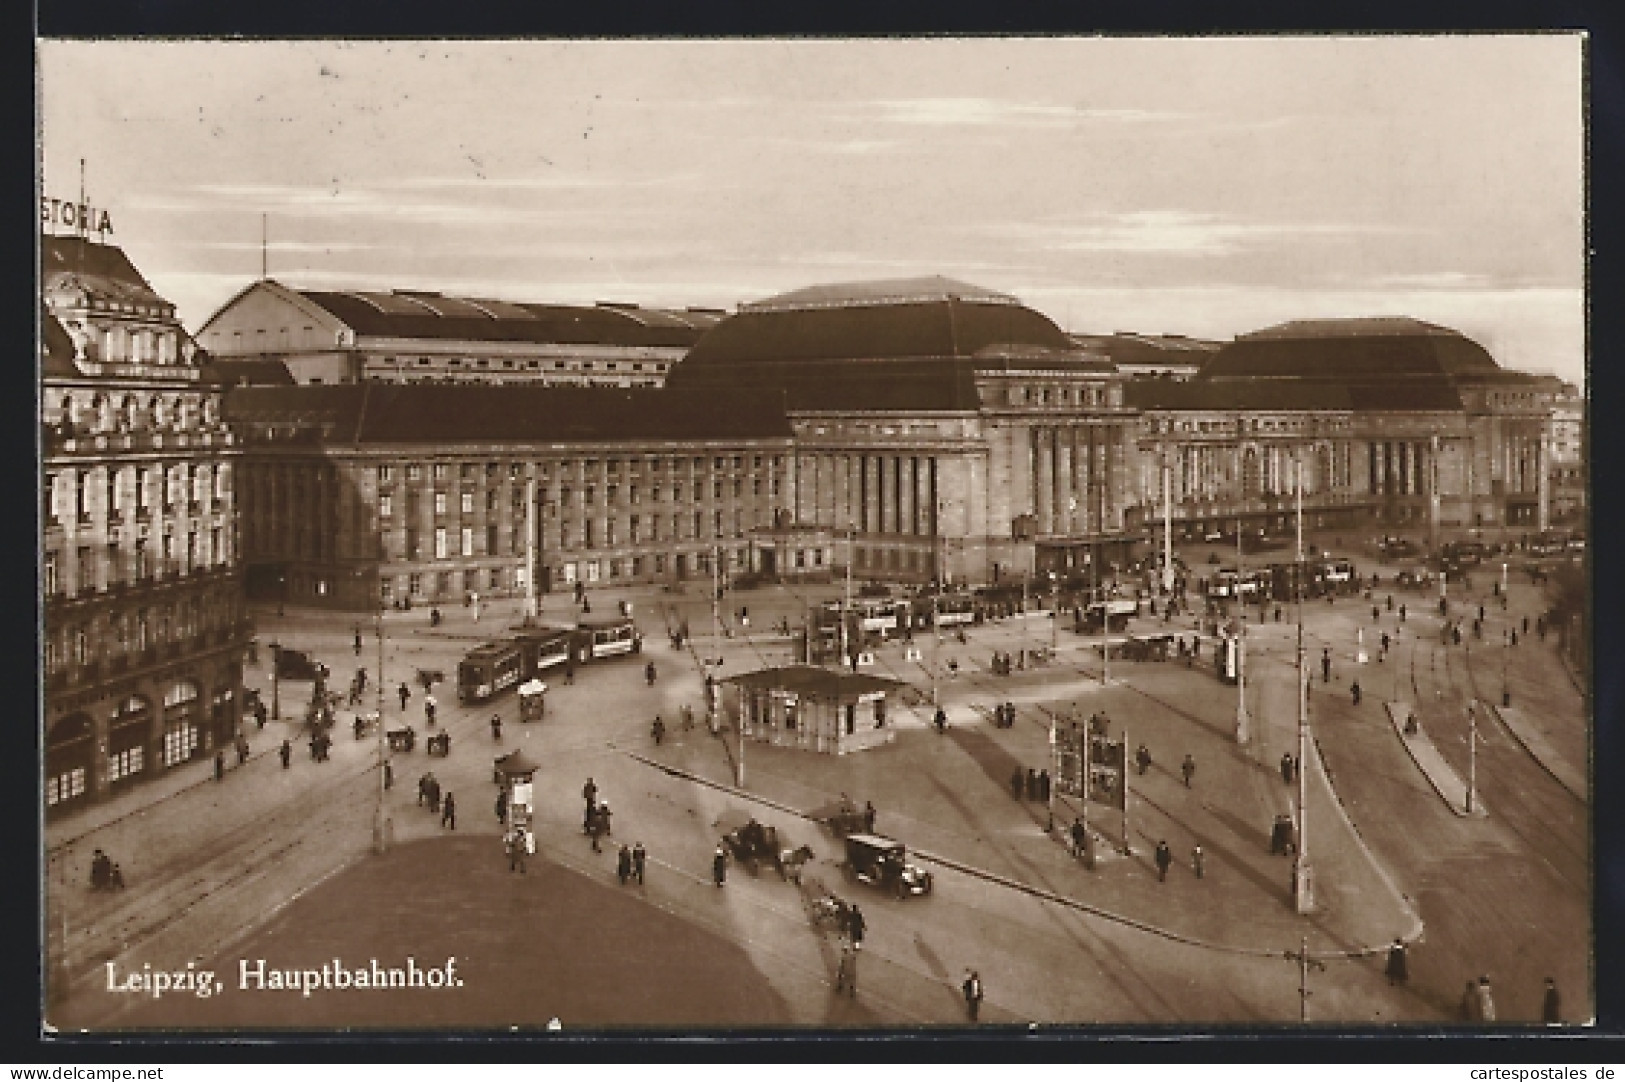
left=1383, top=701, right=1485, bottom=818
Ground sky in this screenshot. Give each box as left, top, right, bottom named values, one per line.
left=38, top=37, right=1585, bottom=387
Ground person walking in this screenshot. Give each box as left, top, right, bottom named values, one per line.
left=214, top=749, right=225, bottom=781
left=1280, top=752, right=1295, bottom=784
left=1181, top=754, right=1196, bottom=788
left=398, top=682, right=410, bottom=711
left=496, top=788, right=508, bottom=826
left=835, top=940, right=859, bottom=998
left=588, top=806, right=607, bottom=853
left=1038, top=769, right=1051, bottom=802
left=1475, top=975, right=1497, bottom=1022
left=632, top=842, right=646, bottom=885
left=582, top=777, right=598, bottom=833
left=863, top=801, right=877, bottom=834
left=962, top=970, right=984, bottom=1022
left=847, top=903, right=866, bottom=950
left=1191, top=844, right=1205, bottom=879
left=1542, top=977, right=1562, bottom=1024
left=490, top=713, right=502, bottom=741
left=383, top=760, right=393, bottom=790
left=1351, top=680, right=1362, bottom=706
left=441, top=791, right=456, bottom=831
left=712, top=845, right=728, bottom=887
left=1154, top=839, right=1173, bottom=882
left=506, top=826, right=528, bottom=874
left=354, top=628, right=363, bottom=657
left=1135, top=744, right=1152, bottom=776
left=279, top=739, right=291, bottom=770
left=617, top=844, right=633, bottom=885
left=1385, top=939, right=1408, bottom=986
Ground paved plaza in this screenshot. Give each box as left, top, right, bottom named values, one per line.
left=45, top=536, right=1590, bottom=1030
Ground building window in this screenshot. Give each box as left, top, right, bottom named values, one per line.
left=461, top=527, right=473, bottom=557
left=674, top=482, right=684, bottom=502
left=433, top=464, right=448, bottom=481
left=408, top=572, right=423, bottom=596
left=434, top=493, right=447, bottom=515
left=435, top=528, right=448, bottom=559
left=584, top=520, right=595, bottom=548
left=379, top=494, right=393, bottom=518
left=460, top=492, right=474, bottom=515
left=629, top=516, right=641, bottom=544
left=713, top=510, right=723, bottom=537
left=45, top=551, right=58, bottom=596
left=713, top=480, right=723, bottom=499
left=407, top=464, right=422, bottom=481
left=487, top=490, right=499, bottom=512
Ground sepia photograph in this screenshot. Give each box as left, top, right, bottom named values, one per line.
left=37, top=35, right=1589, bottom=1033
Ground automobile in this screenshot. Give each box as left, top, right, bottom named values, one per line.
left=840, top=833, right=933, bottom=898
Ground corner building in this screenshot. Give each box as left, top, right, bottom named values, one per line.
left=41, top=235, right=250, bottom=815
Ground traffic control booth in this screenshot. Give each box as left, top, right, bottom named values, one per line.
left=720, top=665, right=905, bottom=756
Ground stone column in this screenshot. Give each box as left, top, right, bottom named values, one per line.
left=1034, top=428, right=1054, bottom=535
left=1056, top=428, right=1075, bottom=535
left=866, top=455, right=882, bottom=536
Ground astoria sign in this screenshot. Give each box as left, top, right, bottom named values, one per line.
left=41, top=196, right=114, bottom=238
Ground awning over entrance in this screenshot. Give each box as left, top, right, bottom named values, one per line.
left=721, top=665, right=904, bottom=703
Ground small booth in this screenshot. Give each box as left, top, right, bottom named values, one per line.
left=493, top=748, right=543, bottom=853
left=518, top=679, right=547, bottom=722
left=720, top=665, right=905, bottom=756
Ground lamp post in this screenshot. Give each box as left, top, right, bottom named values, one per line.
left=1292, top=454, right=1314, bottom=914
left=268, top=640, right=281, bottom=720
left=1466, top=700, right=1478, bottom=814
left=360, top=562, right=392, bottom=855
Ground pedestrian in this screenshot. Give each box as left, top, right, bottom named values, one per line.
left=713, top=845, right=727, bottom=887
left=214, top=749, right=225, bottom=781
left=864, top=801, right=877, bottom=834
left=1373, top=604, right=1381, bottom=622
left=491, top=713, right=502, bottom=741
left=632, top=842, right=646, bottom=884
left=934, top=707, right=948, bottom=733
left=1522, top=616, right=1530, bottom=636
left=1321, top=653, right=1332, bottom=684
left=354, top=628, right=363, bottom=656
left=835, top=940, right=859, bottom=998
left=1039, top=769, right=1051, bottom=802
left=1010, top=768, right=1024, bottom=801
left=424, top=695, right=437, bottom=727
left=962, top=969, right=984, bottom=1022
left=236, top=734, right=249, bottom=765
left=1070, top=817, right=1087, bottom=859
left=1025, top=768, right=1038, bottom=800
left=496, top=788, right=509, bottom=825
left=651, top=716, right=665, bottom=745
left=1191, top=844, right=1205, bottom=879
left=1475, top=975, right=1497, bottom=1022
left=588, top=807, right=605, bottom=853
left=383, top=759, right=393, bottom=790
left=1135, top=744, right=1152, bottom=776
left=279, top=739, right=291, bottom=769
left=1542, top=977, right=1562, bottom=1024
left=1154, top=839, right=1172, bottom=882
left=398, top=682, right=410, bottom=710
left=582, top=777, right=598, bottom=832
left=1399, top=604, right=1407, bottom=621
left=506, top=826, right=528, bottom=874
left=617, top=844, right=633, bottom=885
left=441, top=791, right=456, bottom=830
left=847, top=903, right=866, bottom=949
left=1181, top=754, right=1196, bottom=788
left=1479, top=604, right=1486, bottom=623
left=1511, top=629, right=1518, bottom=646
left=1385, top=938, right=1408, bottom=986
left=646, top=660, right=658, bottom=686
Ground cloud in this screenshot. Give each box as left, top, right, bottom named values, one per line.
left=991, top=210, right=1404, bottom=257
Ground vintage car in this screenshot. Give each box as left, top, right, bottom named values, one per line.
left=840, top=833, right=933, bottom=898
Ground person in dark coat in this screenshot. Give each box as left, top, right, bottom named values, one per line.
left=1385, top=939, right=1408, bottom=985
left=712, top=845, right=727, bottom=887
left=354, top=628, right=363, bottom=656
left=1180, top=754, right=1196, bottom=788
left=1543, top=978, right=1562, bottom=1024
left=1135, top=744, right=1152, bottom=776
left=1281, top=752, right=1295, bottom=784
left=1191, top=844, right=1205, bottom=879
left=847, top=903, right=866, bottom=949
left=506, top=827, right=528, bottom=873
left=1351, top=680, right=1362, bottom=705
left=1038, top=769, right=1050, bottom=802
left=279, top=739, right=291, bottom=769
left=582, top=777, right=598, bottom=832
left=1025, top=768, right=1038, bottom=800
left=617, top=844, right=633, bottom=885
left=214, top=749, right=225, bottom=781
left=441, top=792, right=456, bottom=830
left=863, top=801, right=877, bottom=834
left=398, top=682, right=410, bottom=710
left=383, top=760, right=393, bottom=790
left=632, top=842, right=646, bottom=884
left=962, top=970, right=984, bottom=1022
left=1154, top=840, right=1172, bottom=882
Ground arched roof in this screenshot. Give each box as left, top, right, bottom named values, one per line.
left=1204, top=317, right=1501, bottom=381
left=669, top=277, right=1093, bottom=411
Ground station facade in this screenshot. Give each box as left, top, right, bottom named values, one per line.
left=41, top=235, right=250, bottom=816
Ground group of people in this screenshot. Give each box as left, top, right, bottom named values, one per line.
left=1151, top=838, right=1204, bottom=882
left=582, top=777, right=613, bottom=853
left=988, top=651, right=1020, bottom=677
left=990, top=701, right=1018, bottom=728
left=1011, top=767, right=1052, bottom=803
left=615, top=842, right=649, bottom=886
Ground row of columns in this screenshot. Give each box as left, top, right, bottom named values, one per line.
left=1369, top=440, right=1430, bottom=497
left=1032, top=426, right=1110, bottom=536
left=802, top=452, right=939, bottom=537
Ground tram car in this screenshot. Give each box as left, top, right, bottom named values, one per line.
left=571, top=616, right=643, bottom=663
